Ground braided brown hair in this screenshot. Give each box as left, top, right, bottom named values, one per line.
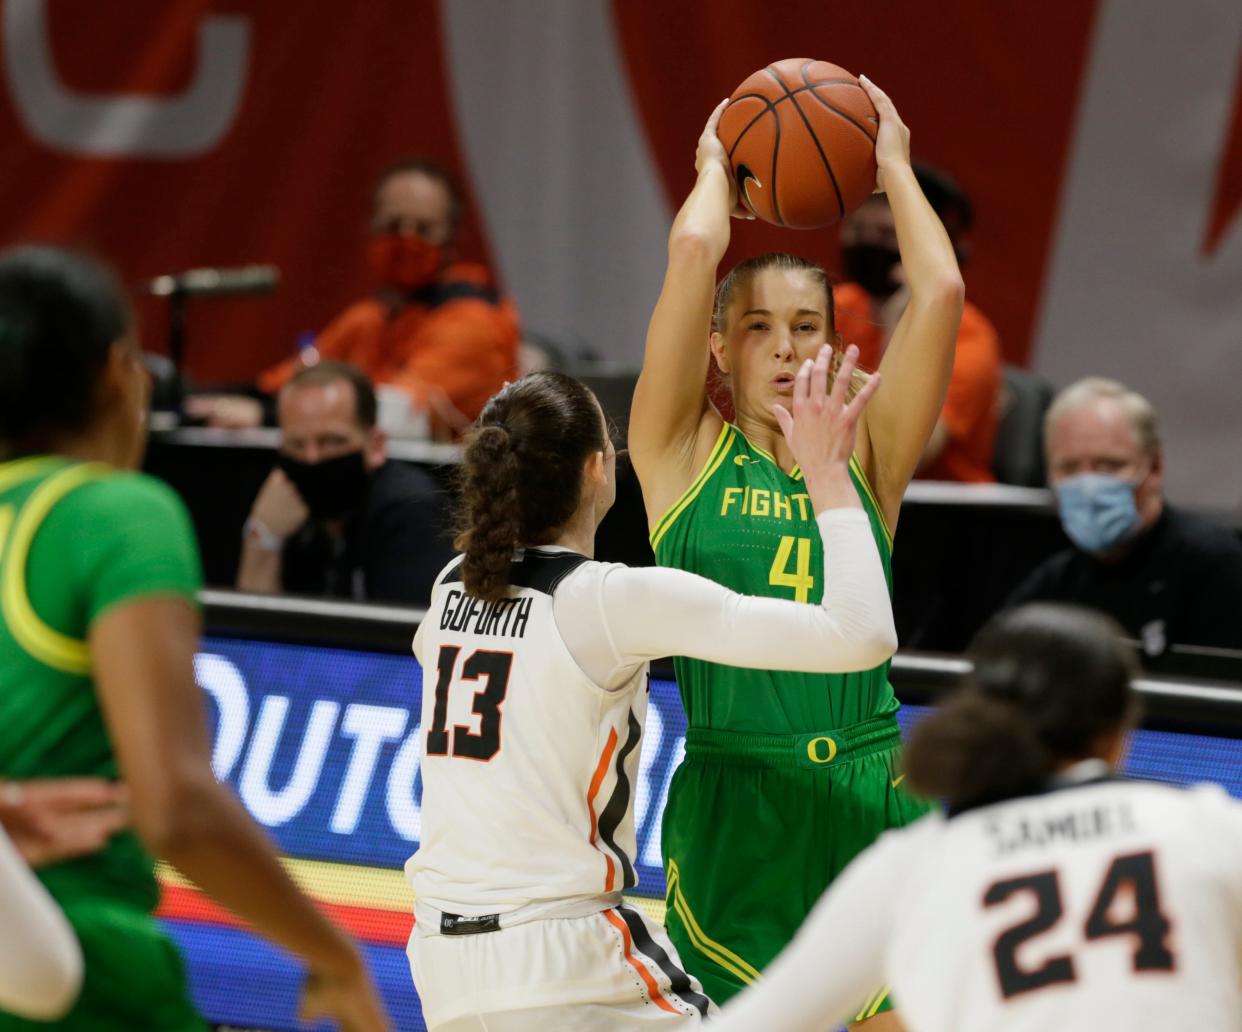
left=455, top=372, right=607, bottom=602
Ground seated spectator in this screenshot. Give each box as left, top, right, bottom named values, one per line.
left=189, top=157, right=520, bottom=435
left=1006, top=377, right=1242, bottom=657
left=834, top=164, right=1002, bottom=482
left=237, top=361, right=451, bottom=605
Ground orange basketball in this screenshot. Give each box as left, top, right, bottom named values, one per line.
left=718, top=58, right=878, bottom=229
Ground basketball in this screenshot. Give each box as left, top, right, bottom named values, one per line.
left=718, top=58, right=878, bottom=229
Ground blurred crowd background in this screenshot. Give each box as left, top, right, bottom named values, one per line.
left=5, top=0, right=1242, bottom=659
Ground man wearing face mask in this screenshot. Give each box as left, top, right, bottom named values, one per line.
left=191, top=158, right=520, bottom=435
left=834, top=164, right=1002, bottom=482
left=1005, top=377, right=1242, bottom=659
left=236, top=361, right=452, bottom=604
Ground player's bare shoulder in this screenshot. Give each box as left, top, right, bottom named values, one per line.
left=636, top=404, right=726, bottom=531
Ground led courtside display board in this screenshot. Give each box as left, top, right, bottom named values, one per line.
left=165, top=638, right=1242, bottom=1031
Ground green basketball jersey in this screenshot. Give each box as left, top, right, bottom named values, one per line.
left=0, top=457, right=200, bottom=921
left=652, top=423, right=897, bottom=732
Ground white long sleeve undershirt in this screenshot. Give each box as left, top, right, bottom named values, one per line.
left=552, top=509, right=896, bottom=689
left=0, top=826, right=84, bottom=1020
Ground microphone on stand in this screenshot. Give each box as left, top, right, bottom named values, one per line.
left=141, top=263, right=280, bottom=298
left=140, top=265, right=281, bottom=411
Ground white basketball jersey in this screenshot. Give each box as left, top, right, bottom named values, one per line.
left=407, top=549, right=647, bottom=918
left=887, top=776, right=1242, bottom=1031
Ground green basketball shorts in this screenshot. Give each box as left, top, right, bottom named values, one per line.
left=661, top=714, right=931, bottom=1019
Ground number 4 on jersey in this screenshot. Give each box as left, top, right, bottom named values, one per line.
left=426, top=645, right=513, bottom=761
left=985, top=850, right=1174, bottom=1000
left=769, top=535, right=814, bottom=603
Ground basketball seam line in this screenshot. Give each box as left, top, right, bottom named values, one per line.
left=770, top=83, right=783, bottom=225
left=765, top=63, right=843, bottom=222
left=795, top=60, right=850, bottom=217
left=797, top=65, right=877, bottom=145
left=726, top=95, right=779, bottom=222
left=725, top=76, right=870, bottom=225
left=731, top=80, right=862, bottom=106
left=727, top=104, right=772, bottom=162
left=730, top=77, right=787, bottom=224
left=726, top=82, right=869, bottom=159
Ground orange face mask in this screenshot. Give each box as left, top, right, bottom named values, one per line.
left=367, top=232, right=443, bottom=291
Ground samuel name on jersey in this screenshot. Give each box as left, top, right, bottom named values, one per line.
left=982, top=794, right=1137, bottom=857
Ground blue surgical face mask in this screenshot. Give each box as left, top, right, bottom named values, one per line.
left=1055, top=473, right=1142, bottom=555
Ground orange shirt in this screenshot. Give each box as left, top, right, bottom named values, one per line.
left=259, top=262, right=520, bottom=428
left=833, top=282, right=1002, bottom=483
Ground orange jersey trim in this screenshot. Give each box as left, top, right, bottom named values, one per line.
left=587, top=727, right=619, bottom=891
left=602, top=908, right=680, bottom=1015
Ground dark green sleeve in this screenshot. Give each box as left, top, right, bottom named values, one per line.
left=73, top=473, right=203, bottom=625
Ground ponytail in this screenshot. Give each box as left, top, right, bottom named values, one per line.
left=455, top=426, right=521, bottom=603
left=903, top=603, right=1138, bottom=812
left=904, top=695, right=1049, bottom=811
left=453, top=372, right=607, bottom=603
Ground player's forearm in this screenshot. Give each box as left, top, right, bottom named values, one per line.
left=0, top=829, right=82, bottom=1020
left=806, top=509, right=896, bottom=666
left=152, top=779, right=360, bottom=973
left=733, top=510, right=896, bottom=672
left=669, top=164, right=733, bottom=262
left=610, top=513, right=895, bottom=673
left=236, top=539, right=283, bottom=594
left=885, top=165, right=964, bottom=301
left=801, top=462, right=863, bottom=515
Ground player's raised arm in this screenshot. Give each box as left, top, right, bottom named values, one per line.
left=854, top=76, right=964, bottom=531
left=629, top=101, right=737, bottom=525
left=91, top=598, right=390, bottom=1032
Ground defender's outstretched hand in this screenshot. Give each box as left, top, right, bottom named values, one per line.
left=773, top=344, right=881, bottom=513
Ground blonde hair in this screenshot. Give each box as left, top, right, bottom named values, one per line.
left=1044, top=377, right=1161, bottom=458
left=713, top=252, right=869, bottom=401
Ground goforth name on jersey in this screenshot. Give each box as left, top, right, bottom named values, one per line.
left=438, top=589, right=532, bottom=639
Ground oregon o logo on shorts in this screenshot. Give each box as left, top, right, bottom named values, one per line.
left=806, top=736, right=838, bottom=764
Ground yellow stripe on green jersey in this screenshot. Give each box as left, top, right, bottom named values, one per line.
left=2, top=463, right=108, bottom=675
left=649, top=422, right=734, bottom=550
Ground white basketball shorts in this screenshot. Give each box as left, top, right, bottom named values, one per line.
left=408, top=901, right=714, bottom=1030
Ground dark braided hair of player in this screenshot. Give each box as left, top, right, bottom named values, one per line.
left=0, top=246, right=129, bottom=457
left=903, top=603, right=1138, bottom=812
left=455, top=371, right=607, bottom=603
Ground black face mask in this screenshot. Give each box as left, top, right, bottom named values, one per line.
left=842, top=243, right=903, bottom=300
left=278, top=450, right=371, bottom=520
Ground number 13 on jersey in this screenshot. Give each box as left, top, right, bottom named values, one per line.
left=769, top=535, right=815, bottom=603
left=426, top=645, right=513, bottom=761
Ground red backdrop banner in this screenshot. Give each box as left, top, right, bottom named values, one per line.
left=2, top=0, right=1241, bottom=390
left=0, top=0, right=493, bottom=382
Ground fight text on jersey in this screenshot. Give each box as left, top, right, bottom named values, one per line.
left=720, top=486, right=812, bottom=521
